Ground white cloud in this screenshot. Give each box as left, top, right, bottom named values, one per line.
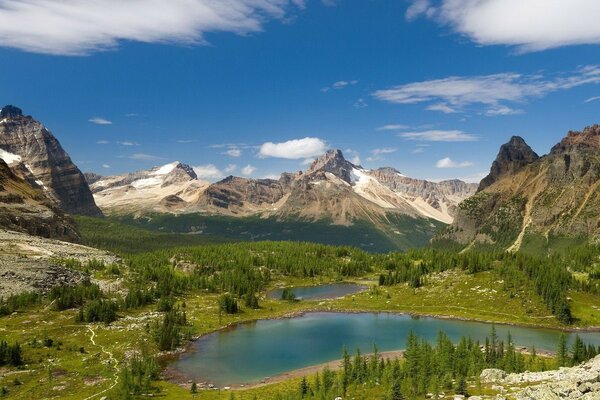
left=376, top=124, right=409, bottom=131
left=176, top=139, right=198, bottom=144
left=584, top=96, right=600, bottom=103
left=412, top=147, right=425, bottom=154
left=321, top=79, right=358, bottom=92
left=96, top=140, right=110, bottom=144
left=0, top=0, right=304, bottom=55
left=259, top=137, right=328, bottom=159
left=373, top=66, right=600, bottom=115
left=400, top=130, right=478, bottom=142
left=436, top=157, right=474, bottom=169
left=89, top=117, right=112, bottom=125
left=129, top=153, right=163, bottom=161
left=224, top=148, right=241, bottom=157
left=102, top=164, right=111, bottom=168
left=409, top=0, right=600, bottom=52
left=241, top=164, right=256, bottom=176
left=193, top=164, right=224, bottom=181
left=371, top=147, right=397, bottom=155
left=224, top=164, right=237, bottom=173
left=117, top=141, right=139, bottom=146
left=405, top=0, right=435, bottom=21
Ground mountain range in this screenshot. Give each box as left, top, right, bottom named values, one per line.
left=89, top=148, right=477, bottom=225
left=2, top=104, right=599, bottom=253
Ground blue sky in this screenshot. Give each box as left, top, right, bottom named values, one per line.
left=1, top=0, right=599, bottom=182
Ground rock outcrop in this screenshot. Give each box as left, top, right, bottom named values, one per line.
left=0, top=105, right=102, bottom=216
left=0, top=229, right=119, bottom=296
left=480, top=355, right=600, bottom=399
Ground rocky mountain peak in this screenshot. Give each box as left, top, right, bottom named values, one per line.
left=0, top=105, right=23, bottom=118
left=550, top=124, right=600, bottom=154
left=478, top=136, right=539, bottom=191
left=307, top=149, right=356, bottom=183
left=0, top=106, right=102, bottom=216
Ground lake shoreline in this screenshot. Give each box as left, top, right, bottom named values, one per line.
left=161, top=307, right=598, bottom=390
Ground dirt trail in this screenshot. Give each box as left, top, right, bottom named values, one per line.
left=83, top=325, right=119, bottom=400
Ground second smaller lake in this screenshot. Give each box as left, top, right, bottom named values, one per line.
left=267, top=283, right=367, bottom=300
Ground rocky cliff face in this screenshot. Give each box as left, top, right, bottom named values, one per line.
left=0, top=158, right=79, bottom=241
left=0, top=105, right=102, bottom=216
left=437, top=125, right=600, bottom=251
left=478, top=136, right=539, bottom=191
left=369, top=168, right=478, bottom=221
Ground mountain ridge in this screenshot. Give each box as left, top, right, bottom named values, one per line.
left=436, top=125, right=600, bottom=252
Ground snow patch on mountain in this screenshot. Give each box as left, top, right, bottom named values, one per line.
left=0, top=148, right=21, bottom=165
left=151, top=162, right=178, bottom=176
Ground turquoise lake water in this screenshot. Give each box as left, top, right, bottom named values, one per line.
left=169, top=312, right=600, bottom=386
left=267, top=283, right=367, bottom=300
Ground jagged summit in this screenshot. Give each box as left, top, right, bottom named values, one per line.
left=478, top=135, right=539, bottom=191
left=307, top=149, right=357, bottom=183
left=0, top=105, right=23, bottom=118
left=551, top=124, right=600, bottom=154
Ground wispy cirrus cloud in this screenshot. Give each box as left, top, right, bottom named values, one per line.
left=321, top=80, right=358, bottom=92
left=376, top=124, right=409, bottom=131
left=0, top=0, right=305, bottom=55
left=584, top=96, right=600, bottom=103
left=129, top=153, right=164, bottom=161
left=259, top=137, right=328, bottom=159
left=373, top=66, right=600, bottom=115
left=436, top=157, right=473, bottom=168
left=371, top=147, right=397, bottom=156
left=89, top=117, right=112, bottom=125
left=399, top=130, right=478, bottom=142
left=406, top=0, right=600, bottom=52
left=117, top=141, right=139, bottom=146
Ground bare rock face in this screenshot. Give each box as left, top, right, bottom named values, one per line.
left=478, top=136, right=539, bottom=191
left=306, top=149, right=356, bottom=184
left=0, top=105, right=102, bottom=216
left=0, top=158, right=79, bottom=242
left=200, top=176, right=287, bottom=210
left=369, top=168, right=478, bottom=218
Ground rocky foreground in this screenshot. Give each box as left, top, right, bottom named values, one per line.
left=0, top=229, right=119, bottom=296
left=479, top=354, right=600, bottom=399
